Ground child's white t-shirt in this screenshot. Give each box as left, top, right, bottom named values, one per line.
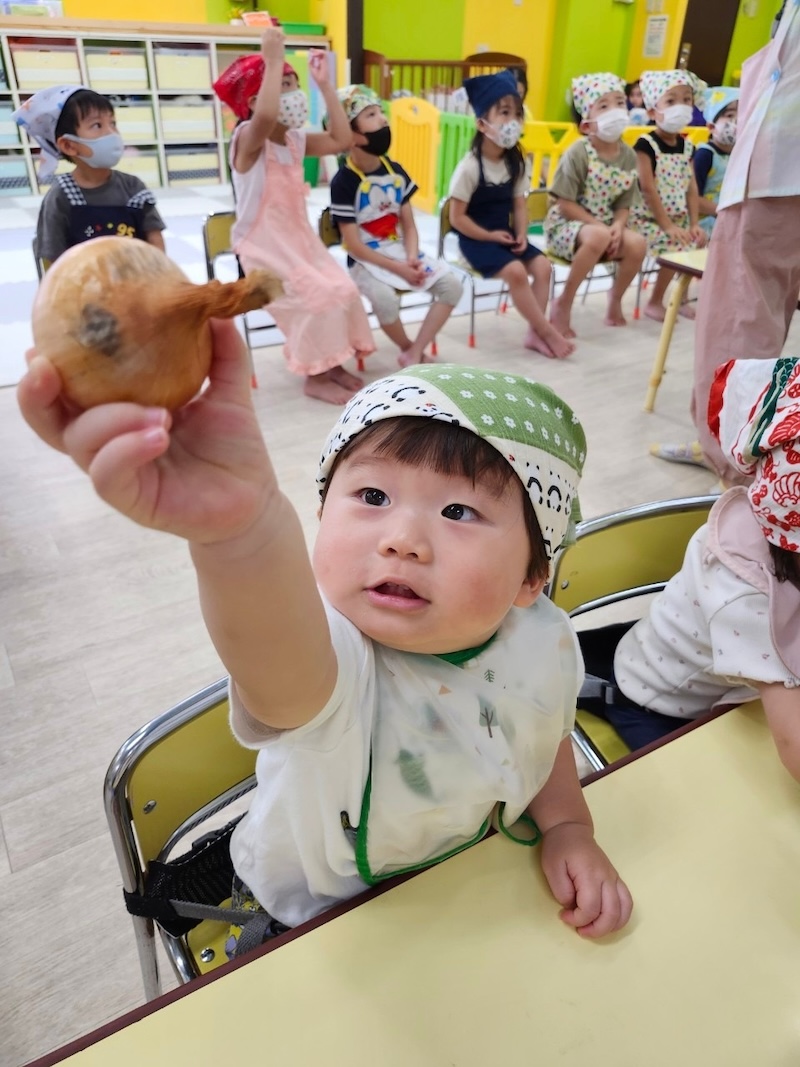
left=229, top=595, right=581, bottom=927
left=449, top=153, right=529, bottom=203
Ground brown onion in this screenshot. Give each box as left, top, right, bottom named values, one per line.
left=31, top=236, right=283, bottom=410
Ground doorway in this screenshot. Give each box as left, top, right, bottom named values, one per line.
left=679, top=0, right=741, bottom=85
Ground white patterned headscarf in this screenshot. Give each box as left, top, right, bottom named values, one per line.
left=710, top=357, right=800, bottom=551
left=571, top=72, right=626, bottom=118
left=12, top=84, right=88, bottom=178
left=317, top=364, right=586, bottom=569
left=640, top=69, right=706, bottom=110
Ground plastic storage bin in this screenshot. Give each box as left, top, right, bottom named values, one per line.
left=0, top=104, right=20, bottom=145
left=118, top=149, right=163, bottom=188
left=154, top=46, right=210, bottom=91
left=115, top=102, right=156, bottom=143
left=0, top=154, right=31, bottom=195
left=159, top=100, right=216, bottom=141
left=11, top=41, right=80, bottom=89
left=86, top=46, right=148, bottom=92
left=166, top=145, right=220, bottom=185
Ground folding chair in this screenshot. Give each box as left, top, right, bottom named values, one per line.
left=318, top=206, right=438, bottom=360
left=548, top=495, right=717, bottom=771
left=202, top=209, right=276, bottom=385
left=104, top=678, right=257, bottom=1000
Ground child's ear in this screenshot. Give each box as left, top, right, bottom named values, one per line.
left=55, top=134, right=79, bottom=159
left=579, top=118, right=592, bottom=135
left=514, top=573, right=547, bottom=608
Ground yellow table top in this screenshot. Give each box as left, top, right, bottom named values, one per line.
left=46, top=705, right=800, bottom=1066
left=655, top=247, right=709, bottom=276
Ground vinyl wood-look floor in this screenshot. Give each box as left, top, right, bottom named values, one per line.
left=3, top=249, right=793, bottom=1066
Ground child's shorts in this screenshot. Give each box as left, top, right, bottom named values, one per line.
left=225, top=875, right=291, bottom=960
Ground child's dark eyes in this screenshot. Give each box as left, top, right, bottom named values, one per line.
left=360, top=488, right=388, bottom=506
left=442, top=503, right=477, bottom=521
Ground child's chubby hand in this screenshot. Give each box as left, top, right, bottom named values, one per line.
left=490, top=229, right=516, bottom=246
left=689, top=224, right=708, bottom=248
left=664, top=223, right=692, bottom=247
left=539, top=821, right=633, bottom=938
left=17, top=319, right=273, bottom=548
left=510, top=233, right=528, bottom=254
left=260, top=25, right=285, bottom=61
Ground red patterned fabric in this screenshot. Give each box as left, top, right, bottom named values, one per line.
left=212, top=55, right=298, bottom=119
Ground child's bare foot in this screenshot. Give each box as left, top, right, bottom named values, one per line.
left=678, top=302, right=696, bottom=320
left=549, top=296, right=576, bottom=338
left=644, top=302, right=666, bottom=323
left=304, top=371, right=356, bottom=405
left=329, top=365, right=364, bottom=390
left=605, top=296, right=627, bottom=327
left=524, top=325, right=575, bottom=360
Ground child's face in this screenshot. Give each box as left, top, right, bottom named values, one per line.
left=628, top=84, right=643, bottom=108
left=281, top=71, right=299, bottom=93
left=481, top=94, right=523, bottom=130
left=59, top=107, right=117, bottom=157
left=354, top=104, right=389, bottom=135
left=313, top=445, right=543, bottom=655
left=587, top=90, right=627, bottom=121
left=651, top=84, right=693, bottom=121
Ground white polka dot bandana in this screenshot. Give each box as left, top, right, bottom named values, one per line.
left=571, top=73, right=625, bottom=119
left=317, top=364, right=586, bottom=563
left=710, top=357, right=800, bottom=551
left=640, top=69, right=706, bottom=111
left=12, top=84, right=88, bottom=178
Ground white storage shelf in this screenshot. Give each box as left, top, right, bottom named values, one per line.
left=0, top=19, right=329, bottom=194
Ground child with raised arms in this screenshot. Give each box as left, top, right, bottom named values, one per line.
left=448, top=70, right=575, bottom=360
left=212, top=27, right=375, bottom=405
left=19, top=326, right=632, bottom=946
left=545, top=72, right=646, bottom=336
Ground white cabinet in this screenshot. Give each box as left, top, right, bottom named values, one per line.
left=0, top=17, right=329, bottom=195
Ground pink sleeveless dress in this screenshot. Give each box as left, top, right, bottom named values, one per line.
left=231, top=126, right=375, bottom=376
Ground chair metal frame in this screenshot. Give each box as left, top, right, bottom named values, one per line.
left=549, top=495, right=718, bottom=771
left=32, top=236, right=51, bottom=280
left=104, top=677, right=257, bottom=1001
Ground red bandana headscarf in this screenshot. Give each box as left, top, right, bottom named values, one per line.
left=212, top=54, right=297, bottom=119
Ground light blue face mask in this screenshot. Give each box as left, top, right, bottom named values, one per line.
left=64, top=131, right=125, bottom=169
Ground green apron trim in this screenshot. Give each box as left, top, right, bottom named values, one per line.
left=435, top=631, right=498, bottom=667
left=352, top=760, right=491, bottom=887
left=496, top=803, right=541, bottom=847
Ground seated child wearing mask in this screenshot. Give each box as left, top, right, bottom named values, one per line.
left=694, top=87, right=739, bottom=238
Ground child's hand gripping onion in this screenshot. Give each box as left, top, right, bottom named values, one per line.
left=31, top=236, right=283, bottom=409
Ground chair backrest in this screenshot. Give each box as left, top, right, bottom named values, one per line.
left=389, top=96, right=440, bottom=213
left=318, top=205, right=341, bottom=248
left=549, top=495, right=717, bottom=617
left=437, top=196, right=454, bottom=259
left=526, top=189, right=549, bottom=229
left=105, top=679, right=257, bottom=891
left=32, top=237, right=51, bottom=281
left=202, top=210, right=235, bottom=281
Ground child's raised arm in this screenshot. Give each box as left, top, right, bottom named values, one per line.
left=17, top=319, right=337, bottom=730
left=305, top=52, right=352, bottom=157
left=234, top=27, right=286, bottom=172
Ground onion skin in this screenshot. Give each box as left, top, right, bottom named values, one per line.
left=31, top=236, right=283, bottom=410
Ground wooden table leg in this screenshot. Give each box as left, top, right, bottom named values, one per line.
left=643, top=273, right=691, bottom=412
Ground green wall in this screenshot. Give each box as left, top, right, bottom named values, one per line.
left=545, top=0, right=637, bottom=120
left=364, top=0, right=465, bottom=59
left=724, top=0, right=774, bottom=84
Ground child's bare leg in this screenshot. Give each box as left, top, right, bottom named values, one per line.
left=304, top=370, right=357, bottom=405
left=381, top=317, right=413, bottom=352
left=328, top=365, right=364, bottom=390
left=606, top=230, right=647, bottom=327
left=551, top=225, right=610, bottom=337
left=529, top=253, right=552, bottom=315
left=497, top=261, right=575, bottom=360
left=644, top=266, right=675, bottom=322
left=399, top=301, right=453, bottom=366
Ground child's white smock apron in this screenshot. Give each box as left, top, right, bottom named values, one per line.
left=233, top=129, right=375, bottom=376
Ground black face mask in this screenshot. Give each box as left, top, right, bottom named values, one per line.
left=362, top=126, right=392, bottom=156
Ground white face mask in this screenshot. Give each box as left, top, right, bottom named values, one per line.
left=657, top=103, right=693, bottom=134
left=714, top=119, right=737, bottom=147
left=278, top=89, right=308, bottom=130
left=64, top=131, right=124, bottom=169
left=483, top=118, right=522, bottom=150
left=593, top=108, right=629, bottom=143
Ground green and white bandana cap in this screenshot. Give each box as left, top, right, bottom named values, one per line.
left=336, top=84, right=381, bottom=122
left=317, top=364, right=586, bottom=565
